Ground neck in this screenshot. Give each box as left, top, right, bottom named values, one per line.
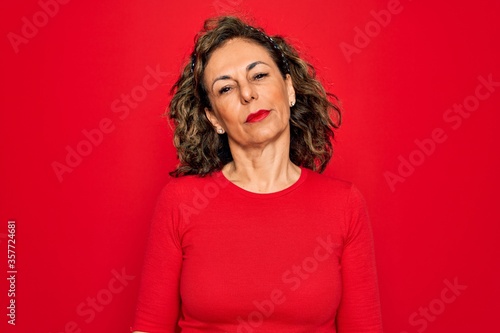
left=222, top=139, right=301, bottom=193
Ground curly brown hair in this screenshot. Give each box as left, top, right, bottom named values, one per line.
left=168, top=16, right=341, bottom=177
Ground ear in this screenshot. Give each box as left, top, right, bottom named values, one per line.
left=204, top=107, right=221, bottom=129
left=285, top=74, right=295, bottom=105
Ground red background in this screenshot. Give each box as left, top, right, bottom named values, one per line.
left=1, top=0, right=499, bottom=332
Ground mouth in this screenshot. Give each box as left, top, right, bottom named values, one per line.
left=245, top=109, right=271, bottom=123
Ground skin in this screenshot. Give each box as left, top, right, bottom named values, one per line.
left=204, top=38, right=300, bottom=193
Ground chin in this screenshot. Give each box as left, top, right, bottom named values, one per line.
left=247, top=128, right=289, bottom=145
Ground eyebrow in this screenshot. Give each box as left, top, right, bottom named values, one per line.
left=211, top=61, right=270, bottom=90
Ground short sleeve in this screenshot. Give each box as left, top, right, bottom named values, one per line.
left=336, top=185, right=383, bottom=333
left=131, top=184, right=183, bottom=333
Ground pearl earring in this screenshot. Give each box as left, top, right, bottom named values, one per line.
left=217, top=128, right=225, bottom=134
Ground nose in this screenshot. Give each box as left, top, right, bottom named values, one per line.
left=239, top=81, right=258, bottom=104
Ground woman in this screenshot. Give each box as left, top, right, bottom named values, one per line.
left=132, top=16, right=383, bottom=333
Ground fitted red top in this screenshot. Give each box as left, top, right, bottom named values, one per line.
left=132, top=168, right=383, bottom=333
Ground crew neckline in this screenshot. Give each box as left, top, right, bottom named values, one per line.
left=214, top=166, right=309, bottom=199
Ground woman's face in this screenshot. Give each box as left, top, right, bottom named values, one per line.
left=203, top=38, right=295, bottom=150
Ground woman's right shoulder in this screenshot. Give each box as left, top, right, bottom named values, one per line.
left=159, top=174, right=202, bottom=197
left=157, top=172, right=227, bottom=202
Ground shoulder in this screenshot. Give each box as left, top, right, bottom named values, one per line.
left=302, top=168, right=366, bottom=208
left=304, top=168, right=351, bottom=188
left=156, top=172, right=228, bottom=202
left=303, top=168, right=355, bottom=193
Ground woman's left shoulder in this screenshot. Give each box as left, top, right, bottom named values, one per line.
left=302, top=168, right=365, bottom=206
left=303, top=168, right=354, bottom=191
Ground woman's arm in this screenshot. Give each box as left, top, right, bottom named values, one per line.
left=131, top=184, right=183, bottom=332
left=336, top=185, right=383, bottom=333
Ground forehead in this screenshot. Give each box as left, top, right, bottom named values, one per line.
left=204, top=38, right=276, bottom=76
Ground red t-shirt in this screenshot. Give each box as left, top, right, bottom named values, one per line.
left=132, top=167, right=383, bottom=332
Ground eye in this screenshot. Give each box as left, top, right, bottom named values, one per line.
left=218, top=86, right=232, bottom=95
left=253, top=73, right=268, bottom=80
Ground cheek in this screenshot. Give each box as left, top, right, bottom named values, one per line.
left=268, top=80, right=290, bottom=103
left=213, top=101, right=242, bottom=125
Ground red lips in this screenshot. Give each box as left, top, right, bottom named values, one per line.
left=246, top=109, right=270, bottom=123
